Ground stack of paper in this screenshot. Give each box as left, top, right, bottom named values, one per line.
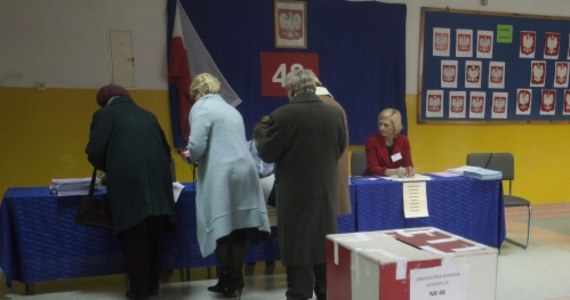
left=446, top=165, right=485, bottom=175
left=445, top=165, right=502, bottom=180
left=50, top=177, right=100, bottom=196
left=463, top=168, right=502, bottom=180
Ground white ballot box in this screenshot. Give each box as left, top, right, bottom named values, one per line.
left=326, top=227, right=498, bottom=300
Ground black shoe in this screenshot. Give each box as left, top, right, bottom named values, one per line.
left=265, top=260, right=275, bottom=266
left=222, top=273, right=244, bottom=299
left=207, top=270, right=231, bottom=293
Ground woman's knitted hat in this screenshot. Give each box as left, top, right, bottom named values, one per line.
left=96, top=84, right=130, bottom=107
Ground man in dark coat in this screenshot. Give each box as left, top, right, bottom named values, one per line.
left=257, top=69, right=347, bottom=300
left=85, top=84, right=176, bottom=300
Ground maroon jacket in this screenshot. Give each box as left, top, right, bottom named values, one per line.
left=364, top=133, right=414, bottom=176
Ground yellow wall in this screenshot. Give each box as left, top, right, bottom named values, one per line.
left=0, top=88, right=195, bottom=202
left=405, top=95, right=570, bottom=204
left=1, top=88, right=568, bottom=205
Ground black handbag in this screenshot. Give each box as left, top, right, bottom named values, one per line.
left=75, top=168, right=113, bottom=230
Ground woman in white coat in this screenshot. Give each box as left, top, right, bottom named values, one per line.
left=184, top=73, right=271, bottom=299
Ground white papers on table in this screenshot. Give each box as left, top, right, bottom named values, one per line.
left=430, top=171, right=462, bottom=177
left=351, top=176, right=381, bottom=181
left=463, top=168, right=502, bottom=180
left=446, top=165, right=483, bottom=175
left=446, top=165, right=502, bottom=180
left=382, top=174, right=432, bottom=182
left=50, top=177, right=100, bottom=196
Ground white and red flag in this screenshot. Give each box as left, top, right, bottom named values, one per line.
left=167, top=0, right=241, bottom=147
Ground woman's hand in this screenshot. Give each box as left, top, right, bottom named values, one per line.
left=385, top=167, right=407, bottom=177
left=387, top=167, right=415, bottom=177
left=177, top=148, right=196, bottom=165
left=405, top=167, right=416, bottom=177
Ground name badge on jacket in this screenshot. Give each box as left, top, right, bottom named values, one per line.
left=391, top=152, right=403, bottom=162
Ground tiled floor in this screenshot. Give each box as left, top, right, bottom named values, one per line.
left=1, top=204, right=570, bottom=300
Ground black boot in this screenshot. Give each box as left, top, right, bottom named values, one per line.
left=207, top=270, right=231, bottom=293
left=222, top=272, right=244, bottom=299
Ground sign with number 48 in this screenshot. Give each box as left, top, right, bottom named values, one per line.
left=260, top=52, right=319, bottom=97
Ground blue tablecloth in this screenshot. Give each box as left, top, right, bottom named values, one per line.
left=0, top=176, right=502, bottom=287
left=0, top=184, right=280, bottom=286
left=351, top=174, right=505, bottom=248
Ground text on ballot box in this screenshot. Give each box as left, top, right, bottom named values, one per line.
left=326, top=227, right=498, bottom=300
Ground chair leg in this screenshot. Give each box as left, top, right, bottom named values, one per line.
left=506, top=205, right=531, bottom=249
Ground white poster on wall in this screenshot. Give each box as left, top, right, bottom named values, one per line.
left=544, top=32, right=561, bottom=60
left=433, top=27, right=451, bottom=57
left=516, top=89, right=532, bottom=115
left=426, top=90, right=444, bottom=118
left=441, top=60, right=458, bottom=88
left=540, top=89, right=556, bottom=115
left=449, top=91, right=466, bottom=119
left=491, top=92, right=508, bottom=119
left=476, top=30, right=494, bottom=59
left=530, top=60, right=546, bottom=87
left=554, top=61, right=569, bottom=88
left=488, top=61, right=505, bottom=89
left=519, top=31, right=536, bottom=59
left=469, top=91, right=486, bottom=119
left=456, top=29, right=473, bottom=58
left=465, top=60, right=482, bottom=89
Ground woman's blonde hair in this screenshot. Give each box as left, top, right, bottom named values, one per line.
left=378, top=108, right=403, bottom=134
left=189, top=73, right=221, bottom=100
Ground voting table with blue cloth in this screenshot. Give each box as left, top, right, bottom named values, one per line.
left=0, top=175, right=503, bottom=288
left=350, top=174, right=506, bottom=248
left=0, top=184, right=272, bottom=288
left=0, top=183, right=356, bottom=288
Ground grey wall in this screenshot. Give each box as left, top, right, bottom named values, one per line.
left=1, top=0, right=569, bottom=93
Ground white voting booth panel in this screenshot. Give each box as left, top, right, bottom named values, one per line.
left=326, top=227, right=498, bottom=300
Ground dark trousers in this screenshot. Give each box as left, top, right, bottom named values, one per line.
left=119, top=215, right=169, bottom=298
left=286, top=263, right=327, bottom=300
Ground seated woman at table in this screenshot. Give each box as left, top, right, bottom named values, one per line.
left=364, top=108, right=415, bottom=177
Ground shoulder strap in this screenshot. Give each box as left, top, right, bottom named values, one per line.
left=88, top=168, right=97, bottom=196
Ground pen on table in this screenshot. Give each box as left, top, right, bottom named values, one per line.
left=406, top=166, right=420, bottom=177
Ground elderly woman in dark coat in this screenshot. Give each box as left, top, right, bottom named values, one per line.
left=85, top=84, right=176, bottom=300
left=257, top=69, right=347, bottom=300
